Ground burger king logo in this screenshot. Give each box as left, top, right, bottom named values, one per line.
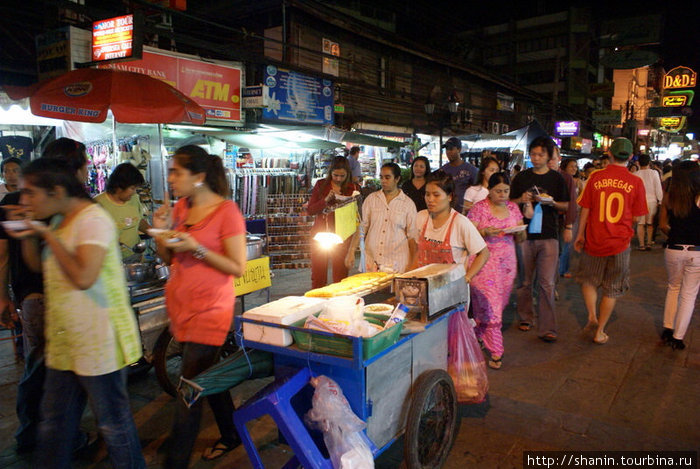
left=64, top=82, right=93, bottom=97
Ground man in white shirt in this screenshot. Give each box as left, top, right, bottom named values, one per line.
left=357, top=162, right=417, bottom=272
left=635, top=154, right=663, bottom=250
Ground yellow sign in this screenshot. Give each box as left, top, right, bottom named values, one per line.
left=234, top=256, right=271, bottom=296
left=335, top=201, right=359, bottom=241
left=660, top=117, right=681, bottom=127
left=663, top=66, right=697, bottom=89
left=662, top=95, right=687, bottom=107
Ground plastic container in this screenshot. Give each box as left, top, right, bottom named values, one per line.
left=291, top=313, right=403, bottom=360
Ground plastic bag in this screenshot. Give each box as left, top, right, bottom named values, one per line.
left=447, top=307, right=489, bottom=404
left=305, top=376, right=374, bottom=469
left=320, top=296, right=364, bottom=324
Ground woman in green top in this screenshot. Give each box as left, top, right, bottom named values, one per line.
left=10, top=158, right=145, bottom=469
left=95, top=163, right=151, bottom=261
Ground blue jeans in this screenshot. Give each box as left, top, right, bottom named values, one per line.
left=35, top=367, right=145, bottom=469
left=559, top=241, right=572, bottom=275
left=15, top=296, right=46, bottom=452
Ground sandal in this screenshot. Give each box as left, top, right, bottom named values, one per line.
left=202, top=438, right=240, bottom=461
left=488, top=356, right=502, bottom=370
left=518, top=322, right=532, bottom=332
left=540, top=332, right=558, bottom=342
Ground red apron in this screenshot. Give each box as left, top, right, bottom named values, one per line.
left=417, top=212, right=458, bottom=267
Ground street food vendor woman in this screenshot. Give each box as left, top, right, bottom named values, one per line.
left=307, top=156, right=361, bottom=288
left=412, top=170, right=489, bottom=280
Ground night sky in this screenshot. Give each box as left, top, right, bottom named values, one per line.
left=417, top=0, right=700, bottom=132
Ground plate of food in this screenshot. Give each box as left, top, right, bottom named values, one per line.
left=502, top=224, right=528, bottom=234
left=147, top=228, right=182, bottom=243
left=0, top=220, right=31, bottom=231
left=363, top=303, right=394, bottom=315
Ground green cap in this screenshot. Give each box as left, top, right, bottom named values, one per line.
left=610, top=137, right=633, bottom=159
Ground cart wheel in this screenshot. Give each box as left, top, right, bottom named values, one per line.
left=152, top=329, right=183, bottom=397
left=404, top=369, right=459, bottom=469
left=153, top=330, right=240, bottom=397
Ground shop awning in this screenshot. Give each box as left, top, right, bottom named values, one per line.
left=166, top=126, right=342, bottom=151
left=255, top=123, right=405, bottom=148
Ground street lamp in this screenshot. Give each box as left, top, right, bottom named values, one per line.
left=425, top=90, right=460, bottom=166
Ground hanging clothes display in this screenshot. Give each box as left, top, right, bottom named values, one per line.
left=232, top=168, right=302, bottom=218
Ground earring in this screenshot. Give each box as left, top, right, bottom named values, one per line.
left=193, top=182, right=204, bottom=188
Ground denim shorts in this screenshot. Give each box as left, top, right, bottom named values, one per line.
left=576, top=247, right=631, bottom=298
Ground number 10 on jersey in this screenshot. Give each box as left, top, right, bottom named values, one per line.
left=598, top=191, right=624, bottom=223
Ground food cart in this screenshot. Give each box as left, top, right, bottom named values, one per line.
left=226, top=265, right=469, bottom=468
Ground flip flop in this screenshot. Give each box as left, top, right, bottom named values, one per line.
left=488, top=356, right=502, bottom=370
left=540, top=332, right=558, bottom=342
left=518, top=322, right=532, bottom=331
left=202, top=438, right=240, bottom=461
left=593, top=332, right=609, bottom=344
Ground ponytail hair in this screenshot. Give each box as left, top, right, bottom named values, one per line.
left=172, top=145, right=230, bottom=198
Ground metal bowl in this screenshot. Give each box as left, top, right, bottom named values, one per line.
left=154, top=264, right=170, bottom=281
left=125, top=263, right=148, bottom=283
left=246, top=235, right=264, bottom=260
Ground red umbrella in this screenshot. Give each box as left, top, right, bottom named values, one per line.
left=3, top=68, right=206, bottom=124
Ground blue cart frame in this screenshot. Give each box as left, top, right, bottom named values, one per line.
left=233, top=304, right=461, bottom=468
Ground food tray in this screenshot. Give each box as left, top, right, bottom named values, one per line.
left=290, top=314, right=403, bottom=360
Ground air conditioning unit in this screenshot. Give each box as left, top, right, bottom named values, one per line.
left=501, top=123, right=509, bottom=133
left=489, top=121, right=500, bottom=134
left=461, top=108, right=473, bottom=123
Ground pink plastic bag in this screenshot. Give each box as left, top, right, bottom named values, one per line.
left=447, top=307, right=489, bottom=403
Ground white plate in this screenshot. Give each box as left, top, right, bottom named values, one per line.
left=502, top=224, right=528, bottom=234
left=147, top=228, right=181, bottom=243
left=0, top=220, right=31, bottom=231
left=147, top=228, right=167, bottom=237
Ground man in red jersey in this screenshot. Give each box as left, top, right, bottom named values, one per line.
left=574, top=137, right=647, bottom=344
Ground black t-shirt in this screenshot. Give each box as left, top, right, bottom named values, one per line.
left=510, top=168, right=570, bottom=240
left=0, top=192, right=44, bottom=303
left=401, top=179, right=426, bottom=212
left=668, top=203, right=700, bottom=246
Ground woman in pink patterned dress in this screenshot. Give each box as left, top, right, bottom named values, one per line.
left=468, top=172, right=531, bottom=369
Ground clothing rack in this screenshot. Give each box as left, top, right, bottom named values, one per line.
left=266, top=193, right=313, bottom=269
left=84, top=135, right=151, bottom=196
left=232, top=168, right=302, bottom=217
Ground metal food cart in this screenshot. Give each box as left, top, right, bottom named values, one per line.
left=233, top=303, right=462, bottom=469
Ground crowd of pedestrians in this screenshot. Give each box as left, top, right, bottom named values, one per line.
left=0, top=134, right=697, bottom=468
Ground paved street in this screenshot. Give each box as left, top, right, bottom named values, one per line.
left=0, top=246, right=698, bottom=468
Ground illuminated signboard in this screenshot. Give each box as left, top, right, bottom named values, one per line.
left=554, top=121, right=580, bottom=137
left=663, top=95, right=687, bottom=107
left=663, top=66, right=697, bottom=90
left=92, top=14, right=143, bottom=62
left=660, top=117, right=681, bottom=127
left=99, top=47, right=242, bottom=122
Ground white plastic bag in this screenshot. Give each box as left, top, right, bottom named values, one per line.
left=320, top=296, right=364, bottom=324
left=304, top=376, right=374, bottom=469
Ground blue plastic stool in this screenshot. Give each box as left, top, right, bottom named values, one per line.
left=233, top=368, right=333, bottom=469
